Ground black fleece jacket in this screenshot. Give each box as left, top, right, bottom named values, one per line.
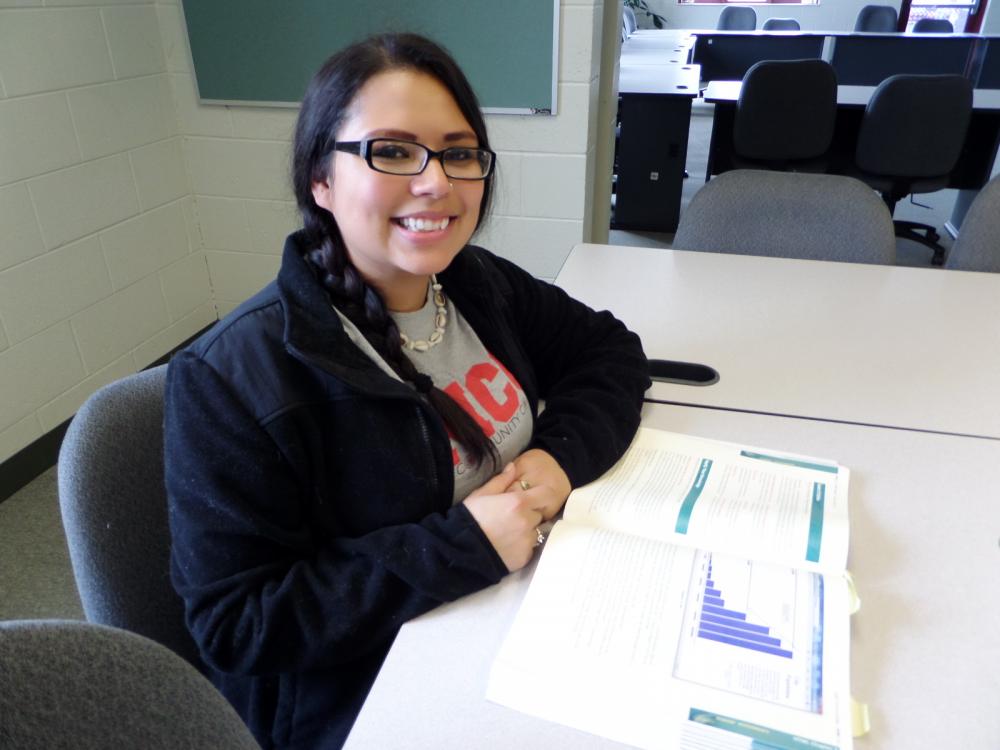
left=164, top=233, right=650, bottom=749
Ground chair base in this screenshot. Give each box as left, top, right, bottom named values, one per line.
left=893, top=219, right=946, bottom=266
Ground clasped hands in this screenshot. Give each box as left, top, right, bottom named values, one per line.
left=462, top=448, right=571, bottom=573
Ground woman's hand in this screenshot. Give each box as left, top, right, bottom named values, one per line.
left=463, top=464, right=551, bottom=572
left=504, top=449, right=572, bottom=521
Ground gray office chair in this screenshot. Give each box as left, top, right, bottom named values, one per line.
left=673, top=169, right=896, bottom=265
left=944, top=175, right=1000, bottom=272
left=913, top=17, right=954, bottom=33
left=853, top=74, right=973, bottom=265
left=57, top=365, right=201, bottom=669
left=0, top=619, right=259, bottom=750
left=762, top=18, right=800, bottom=31
left=854, top=5, right=899, bottom=32
left=718, top=6, right=756, bottom=31
left=623, top=6, right=637, bottom=36
left=732, top=59, right=838, bottom=172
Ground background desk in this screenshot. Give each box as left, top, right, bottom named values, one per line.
left=555, top=244, right=1000, bottom=439
left=613, top=64, right=700, bottom=232
left=702, top=80, right=1000, bottom=191
left=344, top=402, right=1000, bottom=749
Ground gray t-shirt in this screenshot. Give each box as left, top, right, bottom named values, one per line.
left=333, top=283, right=533, bottom=503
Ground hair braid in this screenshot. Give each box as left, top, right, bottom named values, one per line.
left=304, top=242, right=499, bottom=472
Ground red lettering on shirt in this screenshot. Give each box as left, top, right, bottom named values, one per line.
left=443, top=381, right=495, bottom=437
left=466, top=362, right=519, bottom=422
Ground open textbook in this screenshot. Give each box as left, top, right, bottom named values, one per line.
left=487, top=427, right=857, bottom=750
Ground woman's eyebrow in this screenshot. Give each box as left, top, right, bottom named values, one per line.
left=362, top=129, right=478, bottom=143
left=443, top=131, right=478, bottom=142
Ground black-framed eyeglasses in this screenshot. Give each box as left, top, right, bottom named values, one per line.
left=332, top=138, right=495, bottom=180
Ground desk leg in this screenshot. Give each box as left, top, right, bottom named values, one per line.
left=612, top=93, right=692, bottom=233
left=706, top=103, right=735, bottom=181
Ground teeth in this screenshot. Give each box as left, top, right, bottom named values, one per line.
left=399, top=217, right=450, bottom=232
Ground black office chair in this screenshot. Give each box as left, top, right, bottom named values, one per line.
left=0, top=620, right=260, bottom=750
left=944, top=174, right=1000, bottom=272
left=854, top=5, right=898, bottom=32
left=853, top=74, right=973, bottom=265
left=762, top=18, right=800, bottom=31
left=913, top=17, right=954, bottom=33
left=673, top=170, right=896, bottom=265
left=732, top=59, right=838, bottom=172
left=718, top=6, right=756, bottom=31
left=58, top=366, right=203, bottom=670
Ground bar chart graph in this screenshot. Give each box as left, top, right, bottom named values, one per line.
left=673, top=550, right=824, bottom=713
left=698, top=556, right=794, bottom=659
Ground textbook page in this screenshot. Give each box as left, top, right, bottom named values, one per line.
left=562, top=428, right=849, bottom=574
left=487, top=521, right=854, bottom=750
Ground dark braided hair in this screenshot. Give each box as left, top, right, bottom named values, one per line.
left=291, top=33, right=498, bottom=470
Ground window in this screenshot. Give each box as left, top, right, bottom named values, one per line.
left=676, top=1, right=819, bottom=5
left=904, top=0, right=982, bottom=31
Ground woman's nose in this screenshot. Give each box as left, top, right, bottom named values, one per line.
left=410, top=157, right=452, bottom=197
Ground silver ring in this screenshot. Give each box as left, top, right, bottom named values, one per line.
left=519, top=479, right=531, bottom=491
left=534, top=527, right=546, bottom=546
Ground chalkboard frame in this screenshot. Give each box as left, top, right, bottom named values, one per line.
left=180, top=1, right=560, bottom=115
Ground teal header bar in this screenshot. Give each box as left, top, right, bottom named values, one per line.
left=687, top=708, right=839, bottom=750
left=740, top=450, right=839, bottom=474
left=675, top=459, right=712, bottom=534
left=806, top=483, right=825, bottom=563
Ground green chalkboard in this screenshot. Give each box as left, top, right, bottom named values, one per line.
left=180, top=1, right=558, bottom=113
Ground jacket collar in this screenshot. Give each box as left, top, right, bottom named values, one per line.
left=276, top=231, right=395, bottom=390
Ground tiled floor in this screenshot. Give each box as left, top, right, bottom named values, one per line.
left=0, top=467, right=83, bottom=621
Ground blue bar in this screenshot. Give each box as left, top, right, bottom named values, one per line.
left=703, top=595, right=725, bottom=607
left=702, top=604, right=746, bottom=620
left=701, top=613, right=770, bottom=634
left=698, top=621, right=781, bottom=647
left=704, top=587, right=722, bottom=597
left=698, top=630, right=794, bottom=659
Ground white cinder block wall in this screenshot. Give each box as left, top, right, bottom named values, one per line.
left=0, top=0, right=215, bottom=463
left=0, top=0, right=612, bottom=462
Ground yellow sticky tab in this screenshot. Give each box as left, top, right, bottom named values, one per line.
left=851, top=697, right=871, bottom=737
left=844, top=570, right=861, bottom=614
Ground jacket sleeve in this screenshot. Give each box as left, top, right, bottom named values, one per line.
left=164, top=351, right=509, bottom=676
left=483, top=250, right=651, bottom=488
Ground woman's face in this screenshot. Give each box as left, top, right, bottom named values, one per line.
left=311, top=69, right=486, bottom=310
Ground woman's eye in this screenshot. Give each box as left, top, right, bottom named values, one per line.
left=445, top=148, right=475, bottom=162
left=372, top=143, right=413, bottom=160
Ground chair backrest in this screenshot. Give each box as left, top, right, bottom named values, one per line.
left=913, top=17, right=953, bottom=33
left=762, top=17, right=800, bottom=31
left=718, top=6, right=756, bottom=30
left=673, top=169, right=897, bottom=264
left=0, top=620, right=260, bottom=750
left=854, top=4, right=898, bottom=32
left=623, top=6, right=637, bottom=35
left=57, top=365, right=201, bottom=669
left=734, top=58, right=838, bottom=162
left=855, top=74, right=973, bottom=179
left=945, top=174, right=1000, bottom=272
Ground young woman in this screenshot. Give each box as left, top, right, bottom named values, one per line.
left=165, top=33, right=649, bottom=749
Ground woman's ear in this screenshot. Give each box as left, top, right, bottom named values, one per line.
left=312, top=179, right=333, bottom=214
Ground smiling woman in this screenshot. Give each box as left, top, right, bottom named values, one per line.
left=162, top=33, right=650, bottom=750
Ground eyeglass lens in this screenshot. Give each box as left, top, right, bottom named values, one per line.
left=369, top=139, right=492, bottom=179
